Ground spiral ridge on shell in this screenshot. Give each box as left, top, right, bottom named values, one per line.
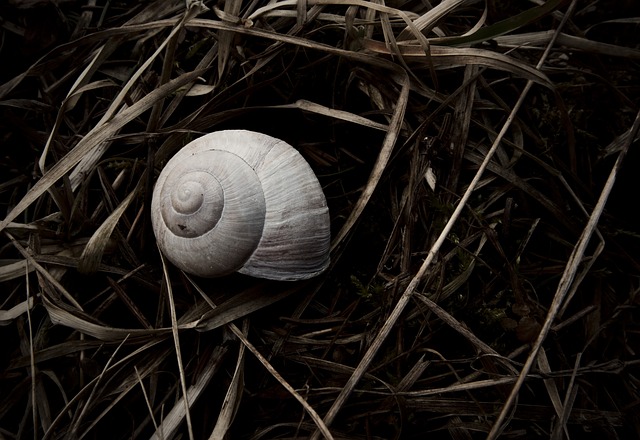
left=162, top=170, right=224, bottom=238
left=151, top=130, right=330, bottom=280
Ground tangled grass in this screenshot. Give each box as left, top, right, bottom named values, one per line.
left=1, top=0, right=639, bottom=438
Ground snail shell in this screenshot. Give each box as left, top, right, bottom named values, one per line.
left=151, top=130, right=330, bottom=280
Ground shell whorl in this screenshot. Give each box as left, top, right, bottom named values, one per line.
left=161, top=170, right=224, bottom=238
left=151, top=130, right=330, bottom=280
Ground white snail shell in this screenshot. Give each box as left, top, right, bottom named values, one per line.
left=151, top=130, right=330, bottom=280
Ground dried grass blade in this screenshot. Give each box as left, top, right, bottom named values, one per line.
left=217, top=0, right=242, bottom=78
left=314, top=10, right=562, bottom=437
left=6, top=232, right=83, bottom=310
left=364, top=40, right=553, bottom=87
left=0, top=68, right=205, bottom=234
left=288, top=355, right=382, bottom=381
left=149, top=346, right=229, bottom=440
left=186, top=278, right=332, bottom=438
left=108, top=277, right=153, bottom=330
left=39, top=79, right=116, bottom=173
left=78, top=368, right=155, bottom=439
left=42, top=341, right=171, bottom=440
left=415, top=292, right=500, bottom=358
left=37, top=371, right=61, bottom=432
left=333, top=0, right=433, bottom=54
left=67, top=335, right=129, bottom=437
left=41, top=294, right=171, bottom=341
left=439, top=232, right=487, bottom=300
left=77, top=343, right=178, bottom=439
left=78, top=186, right=139, bottom=274
left=464, top=150, right=571, bottom=227
left=246, top=0, right=429, bottom=55
left=0, top=297, right=34, bottom=325
left=397, top=0, right=478, bottom=40
left=310, top=72, right=410, bottom=439
left=227, top=322, right=335, bottom=440
left=194, top=282, right=299, bottom=332
left=330, top=71, right=409, bottom=251
left=70, top=6, right=205, bottom=189
left=9, top=340, right=106, bottom=370
left=536, top=348, right=566, bottom=431
left=97, top=6, right=201, bottom=125
left=189, top=18, right=396, bottom=71
left=60, top=45, right=118, bottom=114
left=209, top=322, right=247, bottom=439
left=0, top=43, right=71, bottom=99
left=160, top=252, right=195, bottom=440
left=446, top=63, right=479, bottom=194
left=401, top=377, right=520, bottom=397
left=297, top=0, right=308, bottom=25
left=159, top=43, right=219, bottom=127
left=423, top=0, right=571, bottom=46
left=552, top=353, right=582, bottom=440
left=394, top=356, right=430, bottom=392
left=494, top=31, right=640, bottom=59
left=0, top=3, right=173, bottom=101
left=555, top=32, right=640, bottom=58
left=135, top=366, right=159, bottom=433
left=146, top=22, right=181, bottom=133
left=294, top=99, right=389, bottom=131
left=25, top=262, right=38, bottom=435
left=488, top=107, right=640, bottom=439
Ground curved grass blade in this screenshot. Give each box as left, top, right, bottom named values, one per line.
left=0, top=69, right=205, bottom=234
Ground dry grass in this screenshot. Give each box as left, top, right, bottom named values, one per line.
left=1, top=0, right=639, bottom=438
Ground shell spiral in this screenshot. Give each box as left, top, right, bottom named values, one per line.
left=151, top=130, right=330, bottom=280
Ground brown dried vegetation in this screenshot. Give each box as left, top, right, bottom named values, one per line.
left=1, top=0, right=639, bottom=439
